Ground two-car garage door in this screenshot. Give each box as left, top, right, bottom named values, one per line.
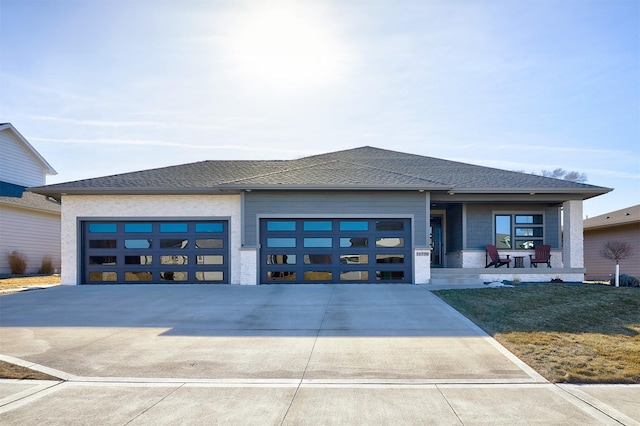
left=260, top=218, right=412, bottom=284
left=82, top=220, right=228, bottom=284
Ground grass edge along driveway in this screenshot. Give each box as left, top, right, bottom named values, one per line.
left=434, top=283, right=640, bottom=384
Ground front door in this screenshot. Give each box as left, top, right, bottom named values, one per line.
left=430, top=217, right=443, bottom=267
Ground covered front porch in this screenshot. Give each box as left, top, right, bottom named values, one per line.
left=424, top=199, right=586, bottom=285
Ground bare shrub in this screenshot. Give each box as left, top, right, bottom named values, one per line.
left=38, top=256, right=55, bottom=275
left=600, top=241, right=634, bottom=264
left=7, top=251, right=27, bottom=275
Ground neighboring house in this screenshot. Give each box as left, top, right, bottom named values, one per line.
left=30, top=146, right=611, bottom=285
left=0, top=123, right=61, bottom=274
left=583, top=205, right=640, bottom=281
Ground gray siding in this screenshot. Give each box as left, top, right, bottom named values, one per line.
left=465, top=204, right=493, bottom=249
left=244, top=191, right=428, bottom=247
left=446, top=204, right=463, bottom=252
left=465, top=203, right=561, bottom=249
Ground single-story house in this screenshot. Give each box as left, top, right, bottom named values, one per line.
left=0, top=123, right=61, bottom=275
left=583, top=204, right=640, bottom=281
left=30, top=146, right=611, bottom=285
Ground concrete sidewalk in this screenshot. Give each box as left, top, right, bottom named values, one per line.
left=0, top=285, right=638, bottom=424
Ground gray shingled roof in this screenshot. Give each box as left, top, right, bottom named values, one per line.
left=29, top=146, right=611, bottom=198
left=0, top=181, right=61, bottom=214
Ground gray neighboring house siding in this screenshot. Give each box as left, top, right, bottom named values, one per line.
left=243, top=191, right=429, bottom=248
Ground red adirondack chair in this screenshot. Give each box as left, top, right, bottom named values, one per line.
left=485, top=245, right=511, bottom=268
left=530, top=244, right=551, bottom=268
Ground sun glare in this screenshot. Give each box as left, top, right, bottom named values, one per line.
left=224, top=4, right=352, bottom=94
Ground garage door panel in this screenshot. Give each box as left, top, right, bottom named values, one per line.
left=261, top=219, right=411, bottom=284
left=83, top=220, right=228, bottom=284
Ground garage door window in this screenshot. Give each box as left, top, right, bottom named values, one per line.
left=267, top=254, right=296, bottom=264
left=340, top=238, right=368, bottom=248
left=340, top=271, right=369, bottom=281
left=303, top=238, right=332, bottom=248
left=89, top=223, right=117, bottom=233
left=267, top=271, right=296, bottom=282
left=125, top=239, right=152, bottom=249
left=90, top=256, right=116, bottom=265
left=376, top=237, right=404, bottom=248
left=304, top=221, right=332, bottom=231
left=161, top=272, right=188, bottom=281
left=267, top=221, right=296, bottom=231
left=267, top=238, right=296, bottom=248
left=83, top=220, right=228, bottom=284
left=125, top=255, right=151, bottom=265
left=196, top=223, right=224, bottom=232
left=125, top=223, right=152, bottom=233
left=160, top=223, right=188, bottom=233
left=340, top=221, right=368, bottom=231
left=198, top=255, right=224, bottom=265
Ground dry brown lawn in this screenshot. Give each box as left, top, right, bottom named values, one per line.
left=434, top=283, right=640, bottom=384
left=0, top=361, right=60, bottom=381
left=0, top=275, right=60, bottom=292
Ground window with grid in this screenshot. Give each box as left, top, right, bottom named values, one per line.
left=495, top=214, right=544, bottom=249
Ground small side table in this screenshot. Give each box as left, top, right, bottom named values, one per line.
left=513, top=256, right=525, bottom=268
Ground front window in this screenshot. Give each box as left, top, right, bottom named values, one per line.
left=495, top=215, right=512, bottom=248
left=495, top=214, right=544, bottom=249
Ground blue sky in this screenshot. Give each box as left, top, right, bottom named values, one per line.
left=1, top=0, right=638, bottom=218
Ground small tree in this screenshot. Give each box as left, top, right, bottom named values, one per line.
left=600, top=241, right=634, bottom=287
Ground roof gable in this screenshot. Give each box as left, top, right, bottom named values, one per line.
left=0, top=123, right=57, bottom=176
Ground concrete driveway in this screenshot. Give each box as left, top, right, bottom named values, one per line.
left=0, top=284, right=637, bottom=425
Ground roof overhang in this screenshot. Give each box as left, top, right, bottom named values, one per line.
left=29, top=184, right=612, bottom=202
left=29, top=183, right=454, bottom=199
left=28, top=187, right=235, bottom=199
left=431, top=186, right=612, bottom=200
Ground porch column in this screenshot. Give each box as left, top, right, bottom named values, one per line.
left=563, top=200, right=584, bottom=268
left=414, top=191, right=431, bottom=284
